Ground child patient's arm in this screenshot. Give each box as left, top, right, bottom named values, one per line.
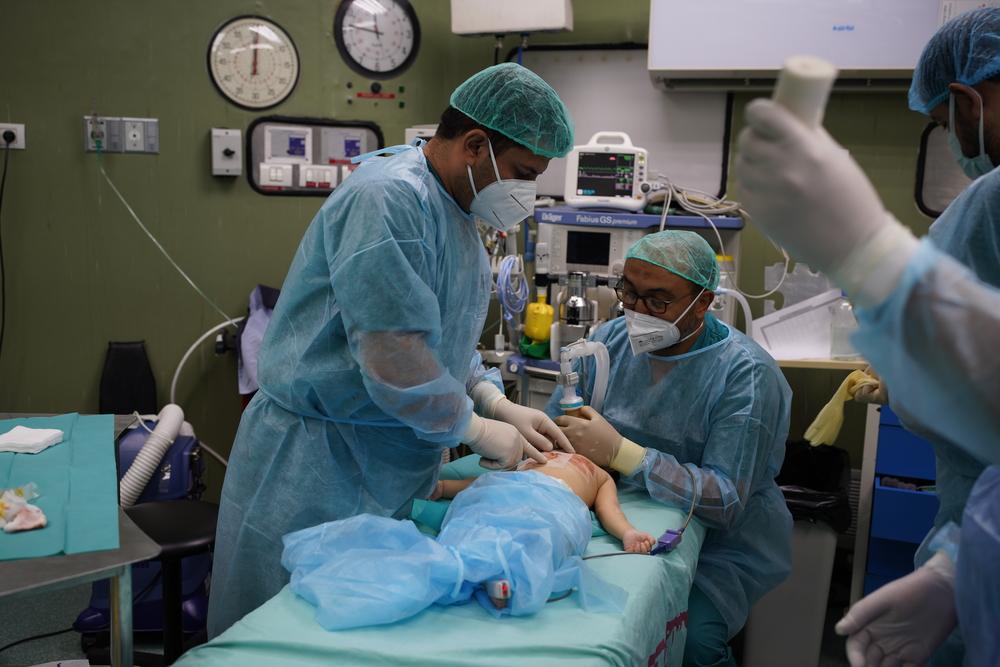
left=593, top=476, right=655, bottom=553
left=430, top=478, right=477, bottom=500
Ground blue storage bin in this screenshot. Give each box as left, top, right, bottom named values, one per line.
left=864, top=572, right=895, bottom=596
left=866, top=536, right=918, bottom=578
left=879, top=406, right=901, bottom=427
left=870, top=479, right=939, bottom=544
left=876, top=425, right=936, bottom=480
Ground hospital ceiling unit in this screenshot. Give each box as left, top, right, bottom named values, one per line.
left=648, top=0, right=948, bottom=91
left=450, top=0, right=573, bottom=35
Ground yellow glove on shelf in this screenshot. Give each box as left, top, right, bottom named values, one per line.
left=805, top=369, right=879, bottom=446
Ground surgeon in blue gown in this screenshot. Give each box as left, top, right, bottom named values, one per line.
left=846, top=12, right=1000, bottom=664
left=208, top=63, right=575, bottom=638
left=548, top=231, right=793, bottom=667
left=736, top=10, right=1000, bottom=665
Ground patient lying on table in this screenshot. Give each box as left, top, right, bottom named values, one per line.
left=432, top=452, right=655, bottom=555
left=281, top=452, right=654, bottom=631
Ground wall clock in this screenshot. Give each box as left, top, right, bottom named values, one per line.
left=209, top=16, right=300, bottom=110
left=334, top=0, right=420, bottom=79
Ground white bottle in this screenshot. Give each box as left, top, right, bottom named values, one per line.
left=711, top=255, right=736, bottom=322
left=830, top=292, right=860, bottom=360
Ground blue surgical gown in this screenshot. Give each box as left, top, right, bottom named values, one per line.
left=899, top=170, right=999, bottom=569
left=853, top=240, right=1000, bottom=667
left=889, top=175, right=1000, bottom=664
left=545, top=315, right=793, bottom=637
left=853, top=240, right=1000, bottom=468
left=208, top=144, right=495, bottom=638
left=956, top=464, right=1000, bottom=667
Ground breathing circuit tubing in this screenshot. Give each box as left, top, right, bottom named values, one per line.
left=497, top=254, right=528, bottom=325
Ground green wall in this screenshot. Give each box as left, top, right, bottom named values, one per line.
left=0, top=0, right=932, bottom=496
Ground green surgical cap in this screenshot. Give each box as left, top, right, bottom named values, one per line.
left=909, top=8, right=1000, bottom=114
left=450, top=63, right=574, bottom=158
left=626, top=231, right=720, bottom=291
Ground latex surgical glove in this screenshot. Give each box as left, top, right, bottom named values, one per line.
left=555, top=407, right=646, bottom=474
left=463, top=414, right=547, bottom=471
left=853, top=366, right=888, bottom=405
left=492, top=398, right=574, bottom=454
left=622, top=528, right=655, bottom=554
left=736, top=99, right=919, bottom=307
left=835, top=552, right=957, bottom=667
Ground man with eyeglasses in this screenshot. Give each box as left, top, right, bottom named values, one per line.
left=548, top=230, right=792, bottom=667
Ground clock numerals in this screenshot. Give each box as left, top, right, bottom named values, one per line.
left=210, top=16, right=299, bottom=109
left=335, top=0, right=419, bottom=78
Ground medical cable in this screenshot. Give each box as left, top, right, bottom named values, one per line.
left=649, top=178, right=790, bottom=300
left=170, top=317, right=245, bottom=405
left=0, top=627, right=75, bottom=655
left=582, top=465, right=699, bottom=561
left=95, top=158, right=238, bottom=326
left=0, top=130, right=14, bottom=364
left=0, top=571, right=164, bottom=655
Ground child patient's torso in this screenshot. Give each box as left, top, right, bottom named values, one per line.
left=516, top=451, right=609, bottom=507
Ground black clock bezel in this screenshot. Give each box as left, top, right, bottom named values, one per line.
left=207, top=14, right=301, bottom=111
left=333, top=0, right=421, bottom=80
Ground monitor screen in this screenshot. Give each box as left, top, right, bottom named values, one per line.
left=566, top=231, right=612, bottom=266
left=576, top=152, right=636, bottom=197
left=267, top=127, right=311, bottom=162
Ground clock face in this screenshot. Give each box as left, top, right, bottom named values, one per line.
left=209, top=16, right=300, bottom=110
left=334, top=0, right=420, bottom=79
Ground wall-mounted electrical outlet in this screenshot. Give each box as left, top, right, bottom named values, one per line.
left=84, top=116, right=158, bottom=153
left=0, top=123, right=26, bottom=150
left=124, top=119, right=144, bottom=152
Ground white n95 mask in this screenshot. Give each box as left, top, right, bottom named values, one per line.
left=948, top=90, right=995, bottom=180
left=467, top=138, right=536, bottom=232
left=624, top=288, right=706, bottom=355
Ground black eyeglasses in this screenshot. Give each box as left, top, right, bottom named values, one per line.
left=614, top=278, right=678, bottom=315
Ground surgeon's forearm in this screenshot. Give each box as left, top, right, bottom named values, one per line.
left=357, top=330, right=472, bottom=441
left=640, top=450, right=745, bottom=529
left=854, top=246, right=1000, bottom=459
left=832, top=220, right=920, bottom=310
left=361, top=331, right=445, bottom=388
left=469, top=380, right=506, bottom=417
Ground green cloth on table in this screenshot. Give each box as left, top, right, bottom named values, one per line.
left=0, top=414, right=119, bottom=560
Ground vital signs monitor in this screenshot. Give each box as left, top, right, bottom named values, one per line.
left=563, top=132, right=648, bottom=211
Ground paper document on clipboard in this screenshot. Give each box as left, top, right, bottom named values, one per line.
left=752, top=288, right=842, bottom=359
